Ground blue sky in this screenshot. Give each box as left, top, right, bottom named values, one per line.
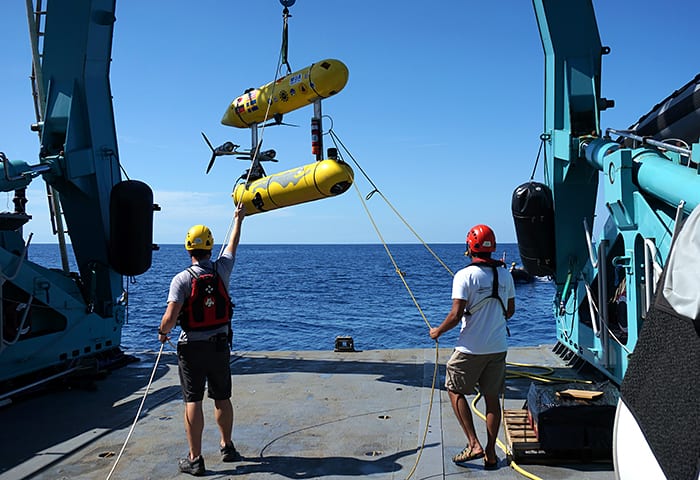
left=0, top=1, right=697, bottom=245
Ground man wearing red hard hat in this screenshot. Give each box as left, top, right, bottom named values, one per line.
left=430, top=224, right=516, bottom=471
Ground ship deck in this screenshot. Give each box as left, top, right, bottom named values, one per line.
left=0, top=345, right=615, bottom=479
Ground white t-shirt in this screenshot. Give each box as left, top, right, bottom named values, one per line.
left=452, top=263, right=515, bottom=354
left=168, top=252, right=235, bottom=343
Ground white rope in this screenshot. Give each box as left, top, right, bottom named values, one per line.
left=104, top=342, right=165, bottom=480
left=583, top=279, right=601, bottom=337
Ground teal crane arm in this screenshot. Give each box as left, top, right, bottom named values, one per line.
left=36, top=0, right=123, bottom=316
left=531, top=0, right=700, bottom=384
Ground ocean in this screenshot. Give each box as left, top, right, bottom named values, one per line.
left=29, top=243, right=557, bottom=353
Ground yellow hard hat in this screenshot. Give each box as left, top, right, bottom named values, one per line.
left=185, top=225, right=214, bottom=251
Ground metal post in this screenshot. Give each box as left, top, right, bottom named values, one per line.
left=250, top=124, right=259, bottom=153
left=312, top=100, right=323, bottom=161
left=597, top=240, right=609, bottom=368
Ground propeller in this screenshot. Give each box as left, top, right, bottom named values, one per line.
left=260, top=112, right=298, bottom=128
left=201, top=132, right=240, bottom=174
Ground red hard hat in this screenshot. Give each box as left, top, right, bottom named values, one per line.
left=466, top=224, right=496, bottom=253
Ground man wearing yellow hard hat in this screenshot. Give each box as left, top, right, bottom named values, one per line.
left=158, top=203, right=245, bottom=476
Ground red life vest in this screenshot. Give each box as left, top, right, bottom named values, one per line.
left=179, top=266, right=233, bottom=332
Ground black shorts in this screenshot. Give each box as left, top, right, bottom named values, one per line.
left=177, top=336, right=232, bottom=402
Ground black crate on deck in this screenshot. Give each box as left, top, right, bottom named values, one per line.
left=526, top=381, right=618, bottom=460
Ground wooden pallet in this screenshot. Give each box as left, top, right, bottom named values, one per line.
left=503, top=409, right=549, bottom=462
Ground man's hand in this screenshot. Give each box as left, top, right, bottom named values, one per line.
left=234, top=202, right=245, bottom=223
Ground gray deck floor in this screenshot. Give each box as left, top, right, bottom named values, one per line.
left=0, top=346, right=615, bottom=479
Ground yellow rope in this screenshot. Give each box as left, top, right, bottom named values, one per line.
left=506, top=361, right=592, bottom=384
left=330, top=129, right=453, bottom=277
left=350, top=180, right=440, bottom=479
left=403, top=340, right=440, bottom=480
left=466, top=361, right=594, bottom=480
left=352, top=182, right=432, bottom=329
left=347, top=154, right=444, bottom=479
left=368, top=189, right=454, bottom=276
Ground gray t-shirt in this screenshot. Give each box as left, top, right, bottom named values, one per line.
left=167, top=252, right=235, bottom=343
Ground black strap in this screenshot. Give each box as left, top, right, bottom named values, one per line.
left=465, top=264, right=510, bottom=336
left=488, top=265, right=511, bottom=336
left=186, top=263, right=217, bottom=280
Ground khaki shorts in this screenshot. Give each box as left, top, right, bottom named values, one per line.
left=445, top=350, right=506, bottom=397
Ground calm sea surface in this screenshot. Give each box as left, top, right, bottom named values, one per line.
left=29, top=243, right=556, bottom=353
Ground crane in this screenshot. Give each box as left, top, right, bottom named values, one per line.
left=0, top=0, right=155, bottom=396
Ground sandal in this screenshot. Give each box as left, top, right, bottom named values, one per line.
left=452, top=445, right=485, bottom=463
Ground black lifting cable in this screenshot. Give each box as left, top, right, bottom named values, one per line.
left=279, top=0, right=295, bottom=76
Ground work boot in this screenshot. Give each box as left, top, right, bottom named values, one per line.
left=220, top=442, right=241, bottom=462
left=178, top=455, right=205, bottom=476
